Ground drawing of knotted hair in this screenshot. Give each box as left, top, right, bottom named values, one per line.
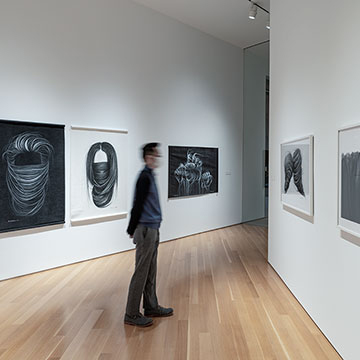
left=174, top=150, right=213, bottom=196
left=2, top=132, right=53, bottom=216
left=284, top=148, right=305, bottom=196
left=201, top=171, right=213, bottom=192
left=86, top=142, right=118, bottom=208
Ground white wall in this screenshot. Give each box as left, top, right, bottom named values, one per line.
left=269, top=1, right=360, bottom=359
left=242, top=43, right=269, bottom=222
left=0, top=0, right=243, bottom=281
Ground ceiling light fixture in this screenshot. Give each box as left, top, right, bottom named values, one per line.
left=248, top=0, right=270, bottom=29
left=249, top=3, right=257, bottom=19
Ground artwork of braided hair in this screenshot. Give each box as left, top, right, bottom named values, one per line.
left=174, top=150, right=213, bottom=196
left=284, top=148, right=305, bottom=196
left=2, top=132, right=54, bottom=216
left=86, top=142, right=118, bottom=208
left=284, top=153, right=293, bottom=193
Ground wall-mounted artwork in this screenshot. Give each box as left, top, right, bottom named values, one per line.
left=338, top=124, right=360, bottom=237
left=168, top=146, right=218, bottom=199
left=281, top=136, right=314, bottom=216
left=0, top=120, right=65, bottom=233
left=70, top=126, right=128, bottom=223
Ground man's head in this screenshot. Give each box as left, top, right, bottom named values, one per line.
left=143, top=142, right=161, bottom=169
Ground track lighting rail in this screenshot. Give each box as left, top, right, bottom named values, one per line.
left=248, top=0, right=270, bottom=14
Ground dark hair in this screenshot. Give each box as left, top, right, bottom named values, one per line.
left=2, top=132, right=53, bottom=216
left=142, top=142, right=159, bottom=160
left=86, top=142, right=118, bottom=208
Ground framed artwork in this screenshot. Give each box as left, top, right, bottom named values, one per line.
left=338, top=124, right=360, bottom=236
left=281, top=135, right=314, bottom=216
left=168, top=146, right=218, bottom=199
left=0, top=119, right=65, bottom=233
left=70, top=126, right=128, bottom=223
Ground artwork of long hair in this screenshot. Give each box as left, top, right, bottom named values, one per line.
left=2, top=132, right=53, bottom=216
left=86, top=142, right=118, bottom=208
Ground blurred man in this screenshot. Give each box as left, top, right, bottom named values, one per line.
left=124, top=143, right=173, bottom=327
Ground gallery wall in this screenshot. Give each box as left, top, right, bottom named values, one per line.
left=242, top=43, right=269, bottom=222
left=0, top=0, right=243, bottom=280
left=269, top=0, right=360, bottom=359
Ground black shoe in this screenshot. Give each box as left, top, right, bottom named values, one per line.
left=124, top=313, right=153, bottom=327
left=144, top=306, right=174, bottom=318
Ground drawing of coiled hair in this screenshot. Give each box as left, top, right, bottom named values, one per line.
left=86, top=142, right=118, bottom=208
left=284, top=148, right=305, bottom=196
left=2, top=132, right=54, bottom=216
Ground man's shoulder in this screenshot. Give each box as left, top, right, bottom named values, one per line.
left=139, top=167, right=151, bottom=177
left=137, top=168, right=151, bottom=184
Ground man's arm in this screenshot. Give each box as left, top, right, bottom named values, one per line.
left=127, top=172, right=150, bottom=236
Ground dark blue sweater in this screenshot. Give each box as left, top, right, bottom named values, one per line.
left=127, top=166, right=162, bottom=236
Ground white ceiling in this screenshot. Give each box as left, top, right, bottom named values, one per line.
left=132, top=0, right=270, bottom=49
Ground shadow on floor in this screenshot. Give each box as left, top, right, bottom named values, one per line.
left=244, top=217, right=268, bottom=227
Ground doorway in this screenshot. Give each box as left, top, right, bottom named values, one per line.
left=242, top=41, right=269, bottom=225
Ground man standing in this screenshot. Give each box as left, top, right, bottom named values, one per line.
left=124, top=143, right=173, bottom=327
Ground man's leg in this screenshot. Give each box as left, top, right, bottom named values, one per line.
left=143, top=228, right=159, bottom=311
left=143, top=230, right=174, bottom=317
left=125, top=226, right=157, bottom=317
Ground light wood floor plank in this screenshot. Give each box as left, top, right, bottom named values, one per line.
left=0, top=224, right=341, bottom=360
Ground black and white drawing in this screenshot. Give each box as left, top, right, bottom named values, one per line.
left=168, top=146, right=218, bottom=198
left=338, top=125, right=360, bottom=236
left=86, top=142, right=118, bottom=208
left=283, top=148, right=305, bottom=196
left=0, top=120, right=65, bottom=233
left=341, top=152, right=360, bottom=224
left=71, top=127, right=128, bottom=223
left=281, top=136, right=313, bottom=216
left=3, top=132, right=54, bottom=216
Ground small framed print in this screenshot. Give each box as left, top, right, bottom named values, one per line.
left=338, top=124, right=360, bottom=237
left=281, top=135, right=314, bottom=216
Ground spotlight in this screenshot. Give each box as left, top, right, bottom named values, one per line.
left=249, top=3, right=257, bottom=20
left=247, top=0, right=270, bottom=25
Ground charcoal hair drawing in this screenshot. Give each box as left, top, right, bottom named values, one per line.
left=0, top=120, right=65, bottom=233
left=169, top=146, right=218, bottom=198
left=2, top=132, right=53, bottom=216
left=284, top=153, right=293, bottom=193
left=283, top=148, right=305, bottom=196
left=86, top=142, right=118, bottom=208
left=341, top=151, right=360, bottom=224
left=174, top=150, right=214, bottom=196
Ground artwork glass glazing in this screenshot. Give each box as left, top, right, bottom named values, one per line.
left=281, top=136, right=313, bottom=216
left=70, top=127, right=128, bottom=223
left=168, top=146, right=218, bottom=199
left=0, top=120, right=65, bottom=232
left=338, top=125, right=360, bottom=236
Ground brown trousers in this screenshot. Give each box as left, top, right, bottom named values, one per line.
left=125, top=225, right=160, bottom=316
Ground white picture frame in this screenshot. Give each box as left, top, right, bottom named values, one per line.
left=280, top=135, right=314, bottom=216
left=70, top=126, right=128, bottom=224
left=338, top=124, right=360, bottom=237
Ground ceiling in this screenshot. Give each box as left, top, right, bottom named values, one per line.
left=132, top=0, right=270, bottom=49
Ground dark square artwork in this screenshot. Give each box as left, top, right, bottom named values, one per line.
left=0, top=120, right=65, bottom=233
left=168, top=146, right=218, bottom=199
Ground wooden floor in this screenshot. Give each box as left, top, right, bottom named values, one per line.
left=0, top=224, right=341, bottom=360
